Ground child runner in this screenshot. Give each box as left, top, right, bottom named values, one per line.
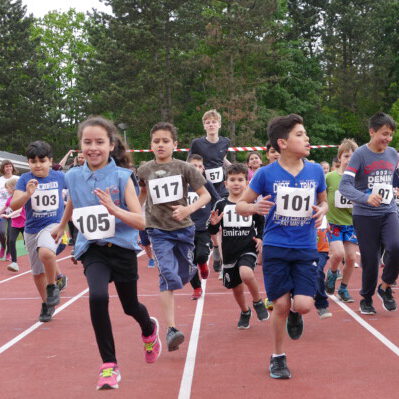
left=187, top=154, right=220, bottom=300
left=246, top=151, right=263, bottom=181
left=339, top=112, right=399, bottom=314
left=236, top=114, right=327, bottom=379
left=11, top=141, right=64, bottom=322
left=265, top=141, right=280, bottom=164
left=209, top=163, right=269, bottom=328
left=0, top=178, right=25, bottom=272
left=325, top=139, right=358, bottom=302
left=52, top=116, right=161, bottom=390
left=189, top=109, right=230, bottom=272
left=320, top=161, right=330, bottom=175
left=138, top=122, right=210, bottom=351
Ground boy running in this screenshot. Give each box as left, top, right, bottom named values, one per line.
left=339, top=112, right=399, bottom=314
left=236, top=114, right=327, bottom=379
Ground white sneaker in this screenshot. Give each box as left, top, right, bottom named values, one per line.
left=317, top=308, right=332, bottom=319
left=7, top=262, right=19, bottom=272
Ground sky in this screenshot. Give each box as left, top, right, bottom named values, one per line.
left=22, top=0, right=112, bottom=17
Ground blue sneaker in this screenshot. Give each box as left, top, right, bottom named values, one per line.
left=147, top=259, right=155, bottom=268
left=337, top=287, right=354, bottom=303
left=325, top=270, right=337, bottom=295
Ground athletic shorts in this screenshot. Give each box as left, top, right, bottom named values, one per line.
left=262, top=245, right=318, bottom=302
left=223, top=252, right=257, bottom=289
left=327, top=224, right=358, bottom=244
left=24, top=223, right=59, bottom=275
left=147, top=225, right=197, bottom=291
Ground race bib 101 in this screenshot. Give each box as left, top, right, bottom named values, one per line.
left=275, top=186, right=314, bottom=218
left=205, top=167, right=223, bottom=183
left=148, top=175, right=183, bottom=204
left=372, top=183, right=393, bottom=205
left=334, top=191, right=353, bottom=208
left=31, top=189, right=59, bottom=212
left=223, top=204, right=252, bottom=227
left=72, top=205, right=115, bottom=240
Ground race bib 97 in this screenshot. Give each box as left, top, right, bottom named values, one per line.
left=72, top=205, right=115, bottom=240
left=223, top=204, right=252, bottom=227
left=148, top=175, right=183, bottom=204
left=334, top=191, right=353, bottom=208
left=31, top=189, right=59, bottom=212
left=275, top=186, right=314, bottom=218
left=205, top=167, right=223, bottom=183
left=372, top=183, right=393, bottom=205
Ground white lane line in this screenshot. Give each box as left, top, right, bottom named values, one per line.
left=0, top=288, right=89, bottom=354
left=329, top=294, right=399, bottom=356
left=178, top=279, right=207, bottom=399
left=0, top=255, right=72, bottom=284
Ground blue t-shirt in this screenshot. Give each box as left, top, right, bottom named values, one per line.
left=16, top=170, right=65, bottom=234
left=249, top=160, right=326, bottom=249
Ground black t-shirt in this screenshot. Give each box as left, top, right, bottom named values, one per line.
left=208, top=198, right=264, bottom=264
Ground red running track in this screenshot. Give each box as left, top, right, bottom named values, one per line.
left=0, top=249, right=398, bottom=398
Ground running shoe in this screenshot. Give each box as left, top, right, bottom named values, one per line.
left=264, top=298, right=274, bottom=310
left=286, top=310, right=303, bottom=340
left=269, top=355, right=291, bottom=379
left=377, top=284, right=397, bottom=311
left=39, top=302, right=55, bottom=322
left=325, top=269, right=338, bottom=294
left=237, top=308, right=251, bottom=329
left=46, top=284, right=60, bottom=306
left=253, top=299, right=270, bottom=321
left=166, top=327, right=185, bottom=352
left=336, top=269, right=343, bottom=280
left=359, top=299, right=376, bottom=315
left=191, top=288, right=203, bottom=300
left=317, top=308, right=332, bottom=319
left=147, top=258, right=155, bottom=268
left=198, top=262, right=209, bottom=279
left=56, top=274, right=68, bottom=291
left=0, top=248, right=5, bottom=259
left=142, top=317, right=162, bottom=363
left=7, top=262, right=19, bottom=272
left=213, top=259, right=222, bottom=273
left=337, top=287, right=354, bottom=303
left=5, top=254, right=11, bottom=262
left=96, top=363, right=121, bottom=390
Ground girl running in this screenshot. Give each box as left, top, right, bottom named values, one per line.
left=52, top=116, right=161, bottom=391
left=246, top=151, right=263, bottom=181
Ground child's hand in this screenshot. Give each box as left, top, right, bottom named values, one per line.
left=253, top=195, right=275, bottom=215
left=209, top=209, right=223, bottom=225
left=171, top=205, right=190, bottom=222
left=51, top=224, right=65, bottom=244
left=94, top=188, right=117, bottom=215
left=26, top=179, right=38, bottom=196
left=367, top=193, right=382, bottom=207
left=253, top=237, right=262, bottom=252
left=312, top=204, right=326, bottom=228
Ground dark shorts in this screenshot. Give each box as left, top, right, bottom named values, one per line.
left=262, top=245, right=318, bottom=301
left=223, top=252, right=257, bottom=289
left=81, top=243, right=138, bottom=283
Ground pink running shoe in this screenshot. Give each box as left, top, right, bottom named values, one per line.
left=5, top=254, right=11, bottom=262
left=198, top=263, right=209, bottom=279
left=96, top=363, right=121, bottom=390
left=0, top=248, right=4, bottom=259
left=142, top=317, right=162, bottom=364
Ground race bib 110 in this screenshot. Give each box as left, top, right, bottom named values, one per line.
left=223, top=204, right=252, bottom=227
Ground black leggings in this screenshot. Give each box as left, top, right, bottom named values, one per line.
left=353, top=212, right=399, bottom=301
left=190, top=230, right=211, bottom=289
left=8, top=226, right=24, bottom=262
left=84, top=253, right=153, bottom=363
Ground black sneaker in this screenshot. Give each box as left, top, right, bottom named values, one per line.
left=56, top=275, right=68, bottom=292
left=253, top=300, right=270, bottom=321
left=46, top=284, right=60, bottom=306
left=269, top=355, right=291, bottom=379
left=286, top=311, right=303, bottom=340
left=237, top=308, right=251, bottom=329
left=377, top=284, right=397, bottom=311
left=166, top=327, right=185, bottom=351
left=39, top=302, right=55, bottom=322
left=359, top=299, right=376, bottom=315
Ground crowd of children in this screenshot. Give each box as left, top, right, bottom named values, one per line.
left=3, top=109, right=399, bottom=389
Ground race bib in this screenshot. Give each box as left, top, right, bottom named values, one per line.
left=148, top=175, right=183, bottom=204
left=275, top=186, right=314, bottom=218
left=31, top=189, right=59, bottom=212
left=205, top=167, right=223, bottom=183
left=334, top=191, right=353, bottom=208
left=372, top=183, right=393, bottom=205
left=187, top=192, right=205, bottom=208
left=223, top=204, right=252, bottom=227
left=72, top=205, right=115, bottom=240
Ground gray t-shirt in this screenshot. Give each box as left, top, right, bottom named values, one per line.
left=339, top=144, right=398, bottom=216
left=138, top=159, right=206, bottom=231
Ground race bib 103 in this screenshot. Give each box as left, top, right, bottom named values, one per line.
left=31, top=189, right=59, bottom=212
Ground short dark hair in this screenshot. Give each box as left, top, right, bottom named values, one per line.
left=150, top=122, right=178, bottom=141
left=267, top=114, right=303, bottom=153
left=225, top=163, right=248, bottom=180
left=369, top=112, right=396, bottom=131
left=187, top=154, right=203, bottom=163
left=26, top=141, right=53, bottom=160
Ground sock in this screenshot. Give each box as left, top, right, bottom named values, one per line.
left=253, top=299, right=263, bottom=305
left=272, top=353, right=286, bottom=358
left=213, top=246, right=221, bottom=261
left=241, top=308, right=251, bottom=315
left=340, top=282, right=347, bottom=290
left=331, top=270, right=337, bottom=275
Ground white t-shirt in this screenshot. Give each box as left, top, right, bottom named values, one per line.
left=0, top=175, right=19, bottom=209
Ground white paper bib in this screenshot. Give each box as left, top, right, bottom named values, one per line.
left=275, top=186, right=314, bottom=218
left=223, top=204, right=252, bottom=227
left=31, top=189, right=59, bottom=212
left=372, top=183, right=393, bottom=205
left=148, top=175, right=183, bottom=204
left=334, top=191, right=353, bottom=208
left=205, top=167, right=223, bottom=183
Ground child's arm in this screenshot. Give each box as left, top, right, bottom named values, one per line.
left=236, top=187, right=275, bottom=216
left=138, top=184, right=147, bottom=206
left=10, top=179, right=38, bottom=210
left=51, top=199, right=74, bottom=243
left=252, top=213, right=264, bottom=253
left=171, top=185, right=211, bottom=222
left=6, top=209, right=22, bottom=219
left=95, top=178, right=145, bottom=230
left=312, top=190, right=328, bottom=228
